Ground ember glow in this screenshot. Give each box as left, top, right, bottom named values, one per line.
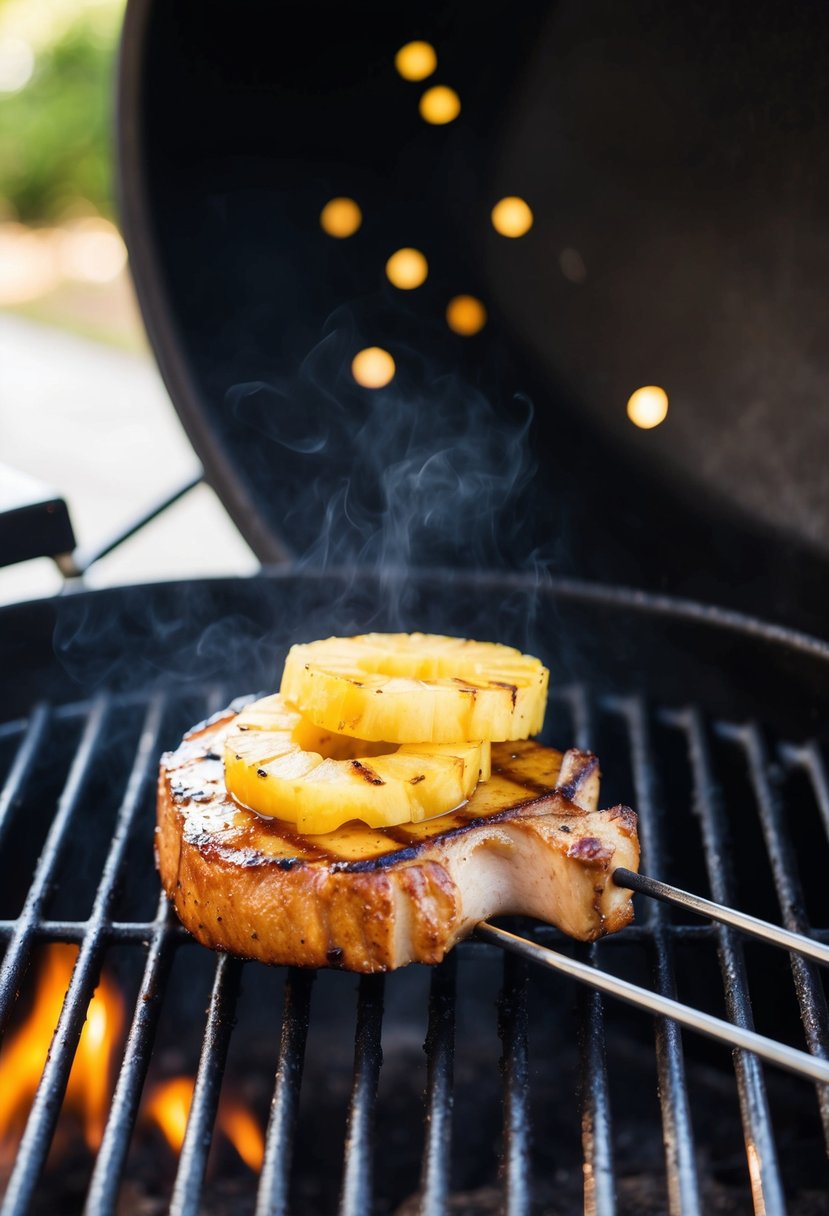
left=0, top=945, right=124, bottom=1160
left=144, top=1075, right=265, bottom=1172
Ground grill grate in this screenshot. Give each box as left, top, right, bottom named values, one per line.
left=0, top=685, right=827, bottom=1214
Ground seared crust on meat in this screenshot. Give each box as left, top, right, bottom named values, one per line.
left=156, top=711, right=640, bottom=972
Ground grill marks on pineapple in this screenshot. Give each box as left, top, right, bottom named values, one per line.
left=280, top=634, right=549, bottom=744
left=350, top=759, right=385, bottom=785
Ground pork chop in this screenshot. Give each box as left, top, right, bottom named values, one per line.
left=156, top=709, right=639, bottom=972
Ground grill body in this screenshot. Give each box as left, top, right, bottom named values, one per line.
left=6, top=2, right=829, bottom=1207
left=0, top=572, right=828, bottom=1213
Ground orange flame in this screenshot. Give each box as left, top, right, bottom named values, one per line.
left=144, top=1075, right=265, bottom=1172
left=0, top=945, right=124, bottom=1160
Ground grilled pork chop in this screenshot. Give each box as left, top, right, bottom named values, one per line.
left=157, top=710, right=640, bottom=972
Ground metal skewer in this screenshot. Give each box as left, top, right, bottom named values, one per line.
left=613, top=867, right=829, bottom=968
left=477, top=922, right=829, bottom=1087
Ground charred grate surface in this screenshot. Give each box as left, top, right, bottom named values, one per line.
left=0, top=685, right=827, bottom=1214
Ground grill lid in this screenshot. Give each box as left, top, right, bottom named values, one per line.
left=119, top=0, right=829, bottom=634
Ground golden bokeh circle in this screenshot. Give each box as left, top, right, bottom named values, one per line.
left=319, top=197, right=362, bottom=238
left=352, top=347, right=396, bottom=389
left=626, top=385, right=669, bottom=429
left=490, top=197, right=534, bottom=238
left=419, top=85, right=461, bottom=125
left=385, top=247, right=429, bottom=290
left=446, top=295, right=487, bottom=336
left=395, top=41, right=437, bottom=82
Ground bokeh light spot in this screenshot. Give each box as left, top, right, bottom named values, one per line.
left=626, top=385, right=669, bottom=429
left=446, top=295, right=487, bottom=336
left=0, top=37, right=34, bottom=94
left=58, top=217, right=127, bottom=284
left=352, top=347, right=396, bottom=389
left=491, top=197, right=534, bottom=238
left=320, top=197, right=362, bottom=239
left=419, top=85, right=461, bottom=125
left=385, top=247, right=428, bottom=290
left=395, top=41, right=437, bottom=82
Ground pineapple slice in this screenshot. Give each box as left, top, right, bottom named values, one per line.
left=280, top=633, right=549, bottom=743
left=223, top=694, right=490, bottom=833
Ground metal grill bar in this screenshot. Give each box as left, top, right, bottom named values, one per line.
left=0, top=697, right=107, bottom=1038
left=498, top=953, right=531, bottom=1216
left=0, top=920, right=749, bottom=946
left=170, top=952, right=243, bottom=1216
left=580, top=984, right=615, bottom=1216
left=620, top=697, right=702, bottom=1216
left=255, top=968, right=314, bottom=1216
left=84, top=892, right=178, bottom=1216
left=338, top=974, right=385, bottom=1216
left=417, top=954, right=456, bottom=1216
left=0, top=695, right=164, bottom=1216
left=739, top=725, right=829, bottom=1144
left=559, top=685, right=616, bottom=1216
left=0, top=676, right=827, bottom=1213
left=0, top=920, right=189, bottom=942
left=677, top=709, right=785, bottom=1215
left=0, top=704, right=49, bottom=853
left=792, top=740, right=829, bottom=844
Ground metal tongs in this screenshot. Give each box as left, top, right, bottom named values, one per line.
left=479, top=868, right=829, bottom=1085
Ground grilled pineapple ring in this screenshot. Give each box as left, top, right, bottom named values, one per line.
left=224, top=694, right=491, bottom=834
left=280, top=633, right=549, bottom=743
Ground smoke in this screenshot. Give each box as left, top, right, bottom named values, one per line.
left=226, top=313, right=558, bottom=630
left=50, top=315, right=566, bottom=708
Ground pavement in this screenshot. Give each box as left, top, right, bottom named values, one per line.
left=0, top=312, right=257, bottom=606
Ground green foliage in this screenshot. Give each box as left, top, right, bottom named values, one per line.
left=0, top=9, right=121, bottom=221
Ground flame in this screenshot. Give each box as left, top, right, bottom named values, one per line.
left=0, top=945, right=124, bottom=1160
left=144, top=1076, right=265, bottom=1173
left=144, top=1076, right=192, bottom=1153
left=219, top=1103, right=266, bottom=1173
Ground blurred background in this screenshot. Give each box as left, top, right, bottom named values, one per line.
left=0, top=0, right=255, bottom=605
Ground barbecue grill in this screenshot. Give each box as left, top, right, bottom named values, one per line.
left=3, top=1, right=829, bottom=1213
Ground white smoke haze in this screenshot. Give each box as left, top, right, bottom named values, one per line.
left=225, top=309, right=565, bottom=641
left=51, top=318, right=567, bottom=701
left=227, top=311, right=558, bottom=572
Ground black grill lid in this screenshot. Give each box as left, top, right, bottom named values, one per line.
left=118, top=0, right=829, bottom=632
